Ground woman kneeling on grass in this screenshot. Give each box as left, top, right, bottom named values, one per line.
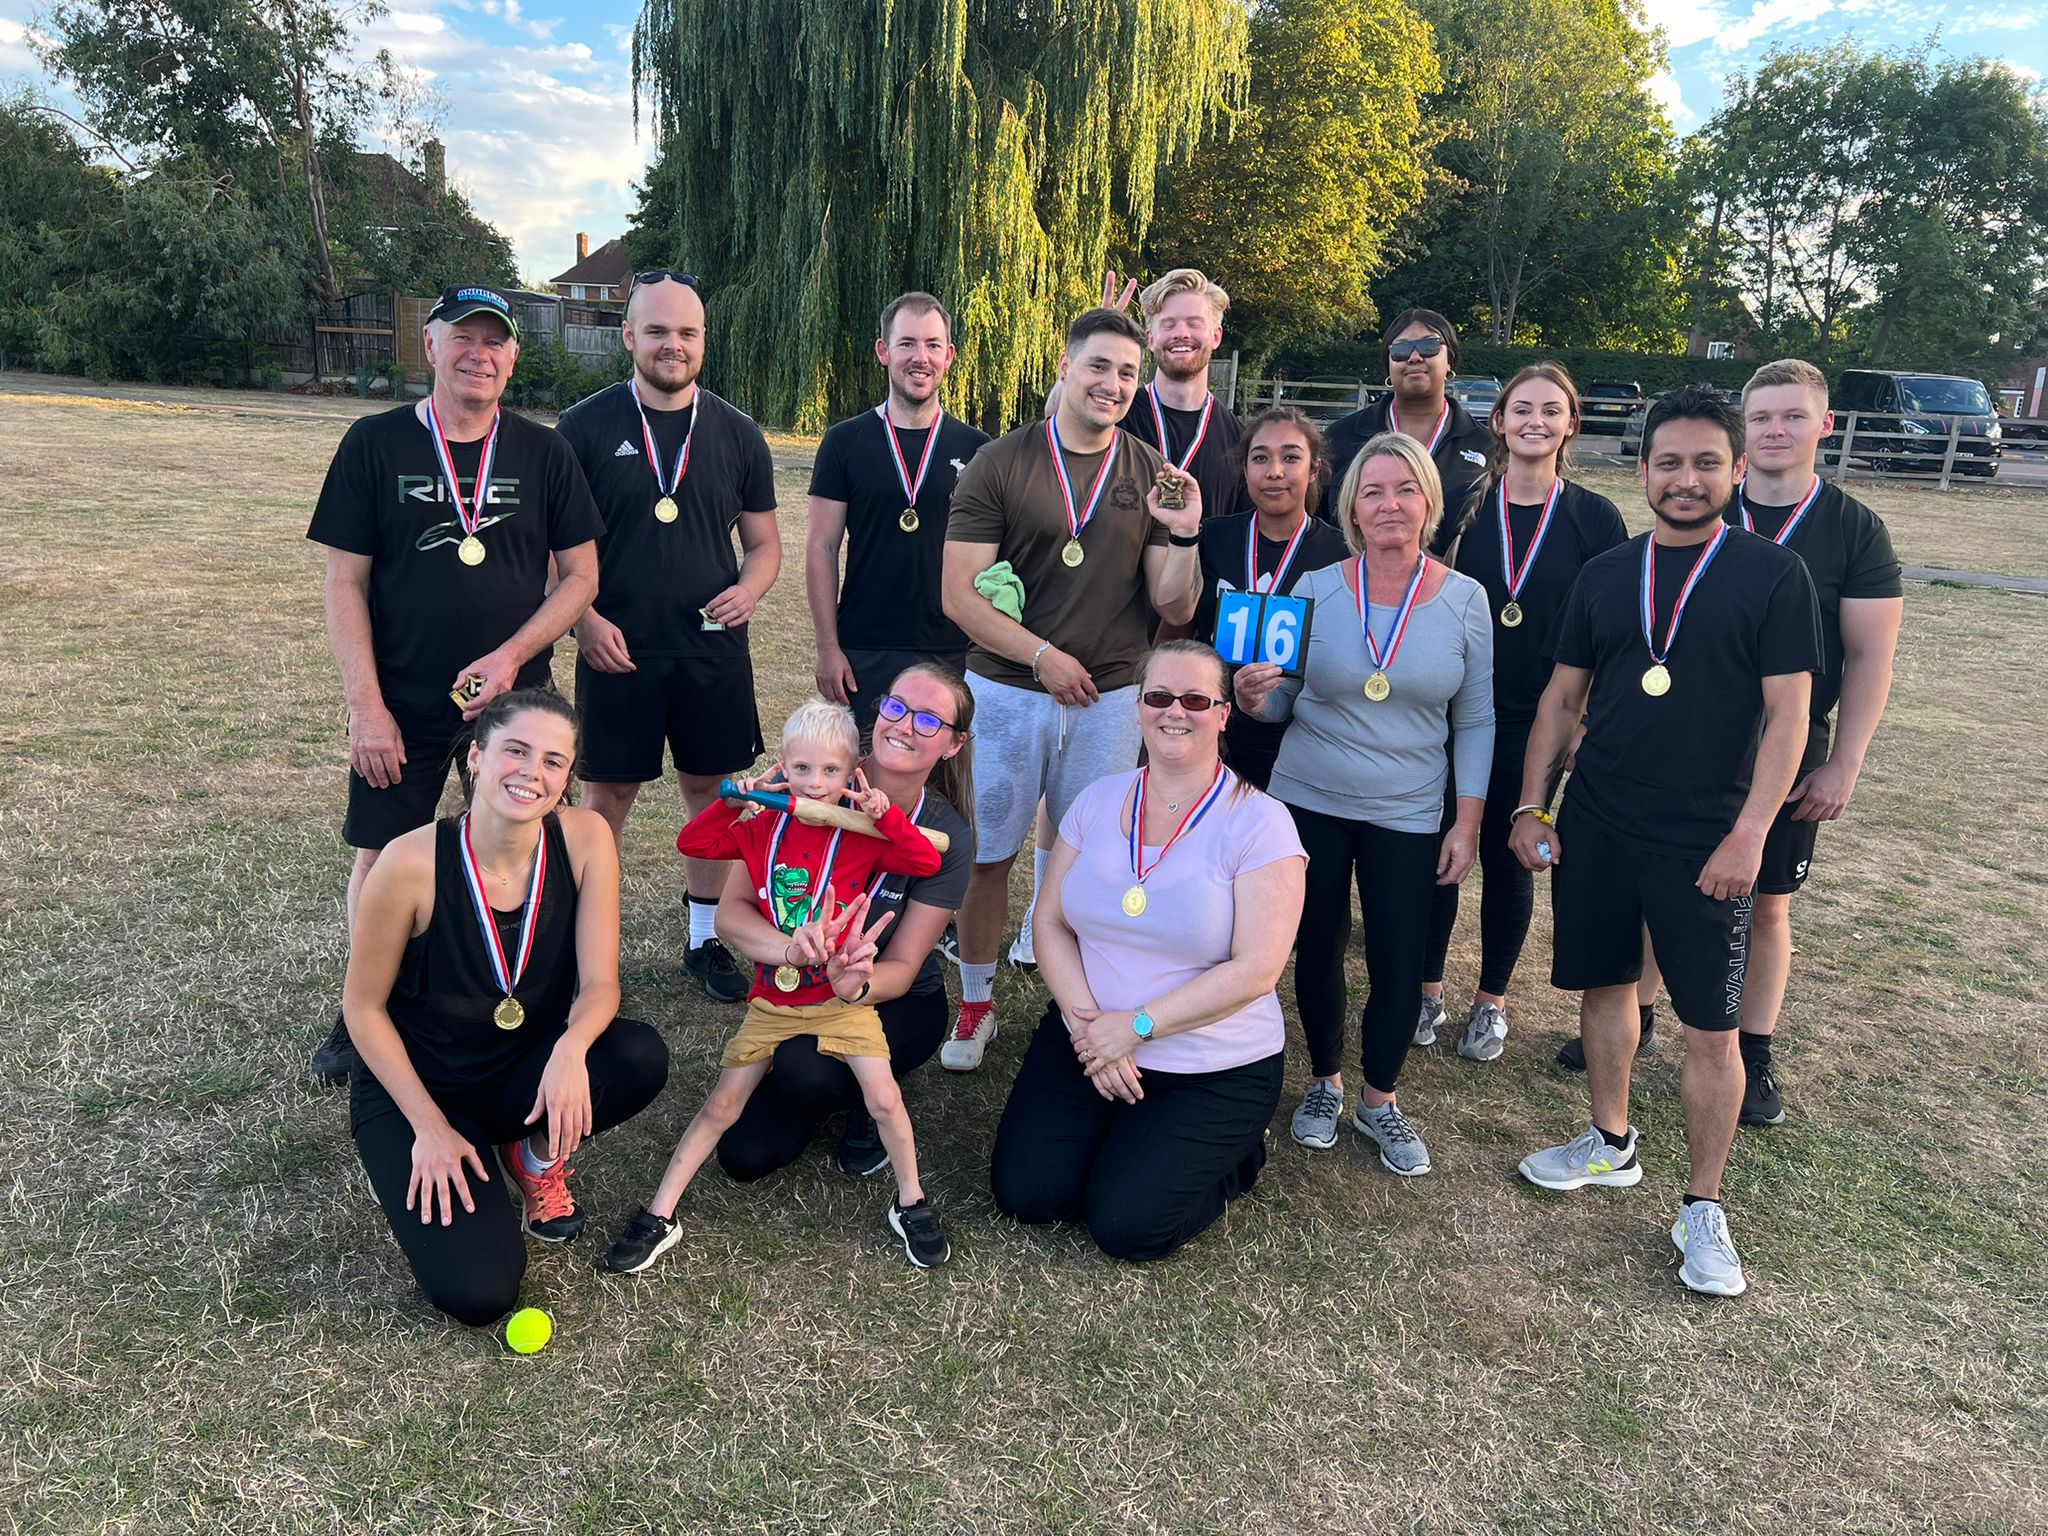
left=990, top=641, right=1307, bottom=1260
left=343, top=688, right=670, bottom=1327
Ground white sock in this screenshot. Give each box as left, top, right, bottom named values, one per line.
left=960, top=962, right=996, bottom=1005
left=688, top=896, right=718, bottom=949
left=518, top=1136, right=558, bottom=1176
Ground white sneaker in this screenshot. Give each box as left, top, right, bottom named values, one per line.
left=1006, top=921, right=1036, bottom=972
left=1518, top=1126, right=1643, bottom=1191
left=939, top=1000, right=996, bottom=1072
left=1671, top=1201, right=1748, bottom=1297
left=1457, top=1002, right=1509, bottom=1063
left=1414, top=994, right=1446, bottom=1047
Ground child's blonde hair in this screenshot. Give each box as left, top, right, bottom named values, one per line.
left=780, top=695, right=861, bottom=765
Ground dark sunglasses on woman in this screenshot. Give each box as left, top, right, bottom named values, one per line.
left=1387, top=336, right=1446, bottom=362
left=876, top=693, right=962, bottom=737
left=1139, top=689, right=1224, bottom=712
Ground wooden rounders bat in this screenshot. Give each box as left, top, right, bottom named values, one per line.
left=717, top=779, right=952, bottom=853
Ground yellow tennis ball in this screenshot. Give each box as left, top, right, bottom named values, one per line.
left=504, top=1307, right=552, bottom=1355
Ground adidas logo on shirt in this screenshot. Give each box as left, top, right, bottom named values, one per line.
left=615, top=440, right=639, bottom=457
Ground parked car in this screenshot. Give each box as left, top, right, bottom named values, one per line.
left=1619, top=385, right=1741, bottom=458
left=1828, top=369, right=2002, bottom=477
left=1448, top=376, right=1502, bottom=417
left=1582, top=380, right=1644, bottom=436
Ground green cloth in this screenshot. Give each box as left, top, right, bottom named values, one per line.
left=973, top=561, right=1026, bottom=622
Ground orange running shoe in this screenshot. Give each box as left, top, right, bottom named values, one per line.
left=495, top=1142, right=586, bottom=1243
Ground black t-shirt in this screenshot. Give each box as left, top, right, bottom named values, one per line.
left=1552, top=530, right=1822, bottom=856
left=1315, top=395, right=1493, bottom=531
left=555, top=382, right=777, bottom=657
left=864, top=792, right=972, bottom=997
left=809, top=407, right=990, bottom=652
left=306, top=404, right=605, bottom=736
left=1121, top=388, right=1247, bottom=522
left=1194, top=511, right=1352, bottom=640
left=1724, top=480, right=1901, bottom=756
left=1446, top=480, right=1630, bottom=723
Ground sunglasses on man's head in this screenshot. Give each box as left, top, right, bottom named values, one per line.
left=876, top=693, right=961, bottom=737
left=1388, top=336, right=1446, bottom=362
left=633, top=270, right=701, bottom=292
left=1140, top=689, right=1224, bottom=713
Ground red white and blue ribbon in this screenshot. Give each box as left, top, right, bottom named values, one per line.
left=1737, top=475, right=1821, bottom=547
left=630, top=375, right=694, bottom=498
left=1127, top=763, right=1230, bottom=892
left=1499, top=478, right=1562, bottom=602
left=866, top=790, right=926, bottom=901
left=1356, top=554, right=1429, bottom=674
left=423, top=397, right=500, bottom=536
left=1045, top=417, right=1120, bottom=544
left=1245, top=513, right=1311, bottom=596
left=1146, top=384, right=1214, bottom=471
left=881, top=401, right=943, bottom=510
left=1391, top=399, right=1449, bottom=454
left=459, top=812, right=545, bottom=999
left=1640, top=524, right=1730, bottom=665
left=761, top=811, right=845, bottom=933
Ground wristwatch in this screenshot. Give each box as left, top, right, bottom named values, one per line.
left=1132, top=1008, right=1155, bottom=1040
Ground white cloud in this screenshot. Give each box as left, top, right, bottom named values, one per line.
left=1648, top=66, right=1694, bottom=124
left=1957, top=12, right=2036, bottom=33
left=1991, top=58, right=2041, bottom=83
left=1638, top=0, right=1844, bottom=55
left=1638, top=0, right=1731, bottom=52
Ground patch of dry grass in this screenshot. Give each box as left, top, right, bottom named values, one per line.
left=1, top=385, right=2044, bottom=1534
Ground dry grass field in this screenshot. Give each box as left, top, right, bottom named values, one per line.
left=1, top=378, right=2044, bottom=1535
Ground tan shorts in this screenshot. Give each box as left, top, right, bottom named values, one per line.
left=722, top=997, right=890, bottom=1069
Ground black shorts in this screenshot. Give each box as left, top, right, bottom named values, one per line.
left=344, top=737, right=460, bottom=850
left=1550, top=801, right=1752, bottom=1032
left=843, top=646, right=968, bottom=737
left=1755, top=797, right=1819, bottom=896
left=576, top=650, right=765, bottom=784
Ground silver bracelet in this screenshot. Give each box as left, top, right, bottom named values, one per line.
left=1030, top=641, right=1052, bottom=679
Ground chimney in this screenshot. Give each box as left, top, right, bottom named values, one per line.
left=422, top=139, right=445, bottom=197
left=576, top=232, right=589, bottom=263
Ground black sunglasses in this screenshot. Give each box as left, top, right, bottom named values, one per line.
left=1140, top=689, right=1224, bottom=713
left=633, top=270, right=702, bottom=291
left=1388, top=336, right=1446, bottom=362
left=876, top=693, right=961, bottom=737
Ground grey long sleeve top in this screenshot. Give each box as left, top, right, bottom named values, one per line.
left=1254, top=560, right=1496, bottom=833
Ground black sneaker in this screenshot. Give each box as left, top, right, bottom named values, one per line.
left=835, top=1113, right=891, bottom=1179
left=1554, top=1018, right=1658, bottom=1072
left=1740, top=1058, right=1786, bottom=1127
left=603, top=1207, right=683, bottom=1274
left=888, top=1198, right=951, bottom=1269
left=310, top=1012, right=358, bottom=1087
left=682, top=939, right=748, bottom=1004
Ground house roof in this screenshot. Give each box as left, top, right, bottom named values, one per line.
left=353, top=152, right=435, bottom=218
left=552, top=236, right=631, bottom=288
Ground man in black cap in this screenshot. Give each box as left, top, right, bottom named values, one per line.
left=305, top=283, right=605, bottom=1083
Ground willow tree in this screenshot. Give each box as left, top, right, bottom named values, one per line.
left=630, top=0, right=1248, bottom=431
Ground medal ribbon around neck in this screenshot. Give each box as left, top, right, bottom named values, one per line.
left=1146, top=384, right=1214, bottom=471
left=1045, top=417, right=1121, bottom=546
left=1498, top=478, right=1563, bottom=602
left=630, top=375, right=696, bottom=501
left=1246, top=514, right=1311, bottom=596
left=1640, top=524, right=1731, bottom=666
left=761, top=810, right=845, bottom=933
left=865, top=790, right=926, bottom=901
left=423, top=397, right=500, bottom=540
left=458, top=812, right=546, bottom=1006
left=1391, top=399, right=1449, bottom=454
left=1737, top=475, right=1821, bottom=547
left=882, top=400, right=943, bottom=510
left=1356, top=553, right=1430, bottom=675
left=1127, top=763, right=1230, bottom=894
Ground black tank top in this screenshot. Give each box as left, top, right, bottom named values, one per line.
left=386, top=815, right=579, bottom=1086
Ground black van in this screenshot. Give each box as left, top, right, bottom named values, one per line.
left=1830, top=370, right=2003, bottom=477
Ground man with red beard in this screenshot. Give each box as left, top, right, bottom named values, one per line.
left=808, top=292, right=991, bottom=731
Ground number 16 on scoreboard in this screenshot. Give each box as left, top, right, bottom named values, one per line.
left=1213, top=590, right=1312, bottom=676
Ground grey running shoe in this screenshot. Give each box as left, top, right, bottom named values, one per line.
left=1518, top=1125, right=1643, bottom=1191
left=1414, top=994, right=1446, bottom=1047
left=1290, top=1080, right=1344, bottom=1149
left=1457, top=1002, right=1510, bottom=1063
left=1353, top=1099, right=1432, bottom=1177
left=1671, top=1200, right=1748, bottom=1297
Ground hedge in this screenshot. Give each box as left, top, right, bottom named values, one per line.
left=1273, top=341, right=1758, bottom=392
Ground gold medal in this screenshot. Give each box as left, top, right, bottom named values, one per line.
left=654, top=495, right=679, bottom=523
left=1363, top=671, right=1392, bottom=702
left=493, top=996, right=525, bottom=1031
left=457, top=535, right=486, bottom=566
left=1062, top=537, right=1085, bottom=568
left=1154, top=469, right=1186, bottom=510
left=898, top=507, right=920, bottom=534
left=1641, top=663, right=1672, bottom=697
left=1121, top=885, right=1148, bottom=918
left=1500, top=601, right=1524, bottom=629
left=773, top=964, right=802, bottom=993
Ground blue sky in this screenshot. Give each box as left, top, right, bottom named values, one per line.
left=3, top=0, right=2043, bottom=286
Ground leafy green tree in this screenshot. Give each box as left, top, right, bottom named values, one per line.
left=1140, top=0, right=1440, bottom=369
left=629, top=0, right=1249, bottom=430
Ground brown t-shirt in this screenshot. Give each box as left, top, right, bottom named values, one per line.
left=946, top=421, right=1169, bottom=692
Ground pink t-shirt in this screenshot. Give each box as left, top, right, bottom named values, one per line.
left=1056, top=769, right=1306, bottom=1074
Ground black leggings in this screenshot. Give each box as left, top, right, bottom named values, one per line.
left=714, top=990, right=949, bottom=1181
left=990, top=1004, right=1282, bottom=1261
left=1425, top=718, right=1540, bottom=997
left=1289, top=802, right=1441, bottom=1093
left=351, top=1018, right=670, bottom=1326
